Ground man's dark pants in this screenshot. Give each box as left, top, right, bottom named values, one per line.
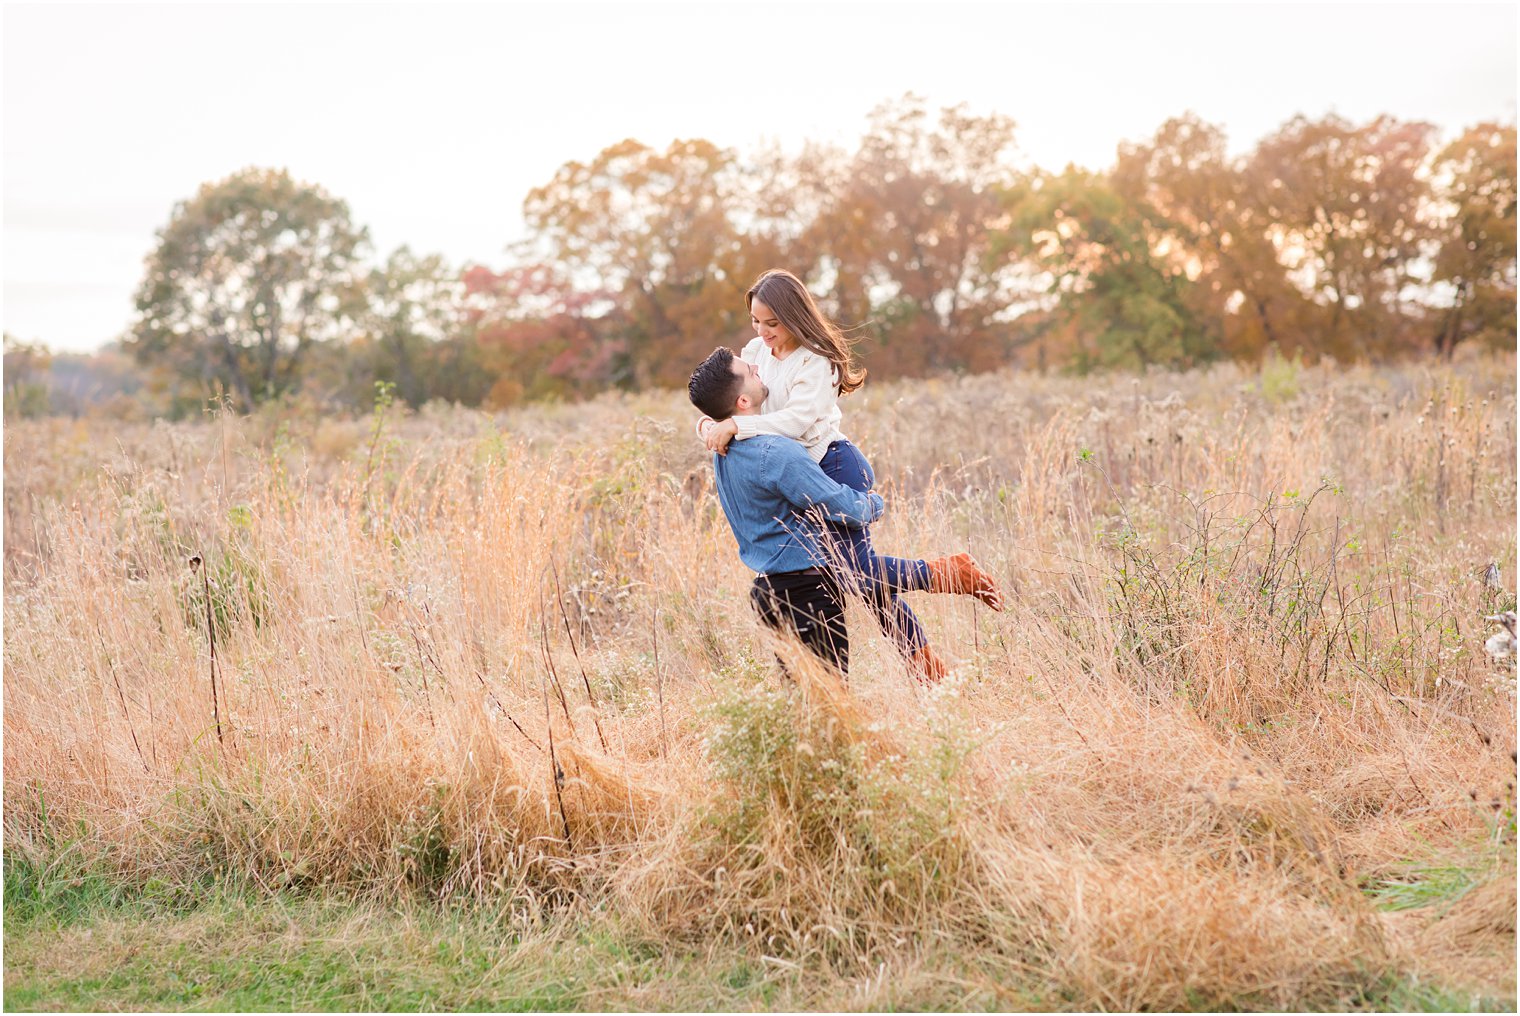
left=749, top=568, right=849, bottom=675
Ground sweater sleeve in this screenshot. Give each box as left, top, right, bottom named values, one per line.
left=767, top=441, right=883, bottom=529
left=733, top=352, right=839, bottom=443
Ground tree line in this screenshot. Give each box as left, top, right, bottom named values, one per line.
left=5, top=96, right=1515, bottom=419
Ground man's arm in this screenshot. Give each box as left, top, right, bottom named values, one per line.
left=766, top=440, right=884, bottom=529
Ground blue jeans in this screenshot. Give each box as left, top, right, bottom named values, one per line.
left=818, top=440, right=931, bottom=652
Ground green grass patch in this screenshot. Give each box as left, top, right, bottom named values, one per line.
left=6, top=889, right=621, bottom=1012
left=1365, top=862, right=1481, bottom=913
left=4, top=855, right=1513, bottom=1012
left=1356, top=973, right=1517, bottom=1013
left=3, top=853, right=807, bottom=1012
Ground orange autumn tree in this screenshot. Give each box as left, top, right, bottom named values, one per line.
left=813, top=95, right=1032, bottom=376
left=465, top=263, right=618, bottom=408
left=1428, top=122, right=1517, bottom=359
left=1113, top=114, right=1314, bottom=362
left=522, top=138, right=749, bottom=390
left=1244, top=114, right=1439, bottom=361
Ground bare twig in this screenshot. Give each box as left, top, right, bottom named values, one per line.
left=407, top=626, right=437, bottom=729
left=538, top=604, right=576, bottom=735
left=474, top=668, right=542, bottom=752
left=551, top=563, right=609, bottom=752
left=96, top=622, right=149, bottom=774
left=541, top=669, right=573, bottom=851
left=190, top=554, right=225, bottom=747
left=654, top=606, right=668, bottom=761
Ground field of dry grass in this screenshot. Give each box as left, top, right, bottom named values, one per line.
left=4, top=353, right=1516, bottom=1010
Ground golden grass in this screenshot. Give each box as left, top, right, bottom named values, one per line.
left=4, top=354, right=1516, bottom=1009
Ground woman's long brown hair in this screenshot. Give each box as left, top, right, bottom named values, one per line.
left=746, top=269, right=867, bottom=395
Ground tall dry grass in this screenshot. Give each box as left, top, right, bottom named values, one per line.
left=5, top=354, right=1516, bottom=1008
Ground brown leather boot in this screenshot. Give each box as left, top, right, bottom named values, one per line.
left=926, top=553, right=1005, bottom=611
left=909, top=643, right=949, bottom=683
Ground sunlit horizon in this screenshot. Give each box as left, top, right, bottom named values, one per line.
left=4, top=1, right=1516, bottom=353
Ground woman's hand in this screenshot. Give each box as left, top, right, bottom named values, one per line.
left=705, top=417, right=739, bottom=455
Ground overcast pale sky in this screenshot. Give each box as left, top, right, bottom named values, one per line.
left=4, top=1, right=1515, bottom=352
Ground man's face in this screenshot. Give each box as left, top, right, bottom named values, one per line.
left=731, top=357, right=769, bottom=411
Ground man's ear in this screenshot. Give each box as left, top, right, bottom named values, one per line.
left=733, top=393, right=754, bottom=412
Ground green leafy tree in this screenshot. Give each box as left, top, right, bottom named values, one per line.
left=3, top=334, right=52, bottom=419
left=358, top=247, right=468, bottom=407
left=1008, top=168, right=1215, bottom=371
left=128, top=167, right=369, bottom=413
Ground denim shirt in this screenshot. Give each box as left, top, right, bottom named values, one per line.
left=712, top=434, right=885, bottom=575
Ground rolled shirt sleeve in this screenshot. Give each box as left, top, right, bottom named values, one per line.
left=767, top=440, right=883, bottom=529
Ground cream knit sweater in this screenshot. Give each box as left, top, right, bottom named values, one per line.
left=698, top=337, right=847, bottom=462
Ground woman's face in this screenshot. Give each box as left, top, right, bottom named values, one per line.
left=750, top=299, right=799, bottom=356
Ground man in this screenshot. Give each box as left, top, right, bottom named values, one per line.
left=687, top=345, right=880, bottom=674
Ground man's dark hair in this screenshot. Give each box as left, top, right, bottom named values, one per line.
left=688, top=346, right=744, bottom=420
